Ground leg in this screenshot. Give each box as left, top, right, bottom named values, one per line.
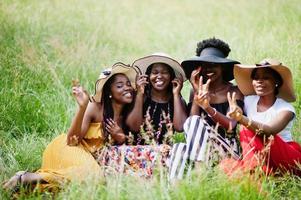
left=3, top=171, right=44, bottom=191
left=168, top=116, right=210, bottom=180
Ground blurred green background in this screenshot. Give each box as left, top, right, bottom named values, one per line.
left=0, top=0, right=300, bottom=199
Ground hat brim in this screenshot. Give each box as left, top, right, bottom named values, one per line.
left=181, top=55, right=239, bottom=81
left=132, top=55, right=186, bottom=81
left=234, top=64, right=296, bottom=102
left=92, top=62, right=138, bottom=103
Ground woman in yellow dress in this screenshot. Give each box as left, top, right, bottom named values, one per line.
left=3, top=62, right=137, bottom=191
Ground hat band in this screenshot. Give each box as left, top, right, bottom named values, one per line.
left=200, top=47, right=226, bottom=58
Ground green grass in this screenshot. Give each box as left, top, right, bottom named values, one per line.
left=0, top=0, right=301, bottom=199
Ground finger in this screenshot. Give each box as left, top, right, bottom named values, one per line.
left=232, top=92, right=236, bottom=104
left=107, top=118, right=115, bottom=126
left=204, top=79, right=211, bottom=92
left=106, top=119, right=114, bottom=127
left=198, top=76, right=203, bottom=94
left=105, top=126, right=112, bottom=133
left=199, top=92, right=209, bottom=99
left=227, top=92, right=232, bottom=104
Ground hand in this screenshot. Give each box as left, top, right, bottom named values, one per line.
left=172, top=78, right=183, bottom=96
left=68, top=135, right=79, bottom=146
left=136, top=75, right=148, bottom=95
left=105, top=118, right=123, bottom=136
left=194, top=76, right=211, bottom=109
left=226, top=92, right=243, bottom=121
left=72, top=82, right=90, bottom=108
left=190, top=67, right=202, bottom=93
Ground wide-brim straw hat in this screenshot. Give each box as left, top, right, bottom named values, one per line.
left=92, top=62, right=138, bottom=103
left=234, top=58, right=296, bottom=102
left=181, top=47, right=240, bottom=81
left=132, top=52, right=187, bottom=81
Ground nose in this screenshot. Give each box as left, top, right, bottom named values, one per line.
left=124, top=84, right=133, bottom=91
left=255, top=79, right=264, bottom=84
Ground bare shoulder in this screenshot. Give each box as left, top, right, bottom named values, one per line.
left=86, top=102, right=103, bottom=122
left=230, top=85, right=244, bottom=100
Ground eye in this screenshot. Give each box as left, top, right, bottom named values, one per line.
left=151, top=70, right=159, bottom=75
left=116, top=84, right=123, bottom=88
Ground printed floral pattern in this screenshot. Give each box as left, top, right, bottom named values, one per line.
left=93, top=145, right=171, bottom=177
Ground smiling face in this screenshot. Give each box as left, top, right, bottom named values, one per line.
left=251, top=68, right=278, bottom=97
left=199, top=63, right=223, bottom=82
left=148, top=63, right=172, bottom=92
left=110, top=74, right=134, bottom=104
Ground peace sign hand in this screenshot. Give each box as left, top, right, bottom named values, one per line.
left=194, top=76, right=211, bottom=109
left=226, top=92, right=243, bottom=121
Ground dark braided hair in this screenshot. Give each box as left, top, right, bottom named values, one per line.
left=101, top=73, right=132, bottom=139
left=196, top=37, right=231, bottom=57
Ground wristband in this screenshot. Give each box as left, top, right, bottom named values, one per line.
left=246, top=118, right=252, bottom=129
left=208, top=108, right=217, bottom=117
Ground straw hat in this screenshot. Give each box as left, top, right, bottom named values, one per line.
left=132, top=52, right=186, bottom=81
left=181, top=47, right=240, bottom=80
left=234, top=58, right=296, bottom=102
left=92, top=62, right=138, bottom=103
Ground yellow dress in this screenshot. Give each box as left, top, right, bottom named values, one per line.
left=36, top=123, right=105, bottom=188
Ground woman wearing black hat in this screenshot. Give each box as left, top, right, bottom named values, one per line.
left=169, top=38, right=244, bottom=179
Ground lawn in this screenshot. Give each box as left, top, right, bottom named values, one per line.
left=0, top=0, right=300, bottom=199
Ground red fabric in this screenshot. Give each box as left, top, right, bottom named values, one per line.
left=220, top=128, right=301, bottom=176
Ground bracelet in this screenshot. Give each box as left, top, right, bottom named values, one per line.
left=208, top=108, right=217, bottom=117
left=246, top=118, right=252, bottom=129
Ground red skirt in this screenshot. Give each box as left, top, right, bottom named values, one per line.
left=220, top=128, right=301, bottom=176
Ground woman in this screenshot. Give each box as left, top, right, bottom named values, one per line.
left=224, top=58, right=301, bottom=176
left=127, top=53, right=187, bottom=144
left=3, top=62, right=137, bottom=191
left=169, top=38, right=244, bottom=179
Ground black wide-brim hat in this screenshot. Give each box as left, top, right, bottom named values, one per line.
left=181, top=47, right=240, bottom=81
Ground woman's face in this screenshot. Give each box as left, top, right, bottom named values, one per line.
left=200, top=63, right=223, bottom=82
left=252, top=68, right=277, bottom=97
left=149, top=63, right=172, bottom=91
left=110, top=74, right=134, bottom=104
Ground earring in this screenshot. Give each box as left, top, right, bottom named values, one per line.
left=109, top=95, right=112, bottom=98
left=275, top=84, right=278, bottom=87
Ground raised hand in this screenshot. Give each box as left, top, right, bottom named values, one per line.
left=226, top=92, right=243, bottom=121
left=172, top=77, right=183, bottom=96
left=190, top=67, right=202, bottom=93
left=105, top=118, right=123, bottom=136
left=72, top=80, right=90, bottom=108
left=194, top=76, right=211, bottom=109
left=136, top=75, right=149, bottom=95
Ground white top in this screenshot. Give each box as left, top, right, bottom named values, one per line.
left=244, top=95, right=295, bottom=142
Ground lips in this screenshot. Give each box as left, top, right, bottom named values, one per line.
left=123, top=92, right=132, bottom=98
left=155, top=80, right=164, bottom=87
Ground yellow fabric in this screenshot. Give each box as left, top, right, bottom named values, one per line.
left=36, top=123, right=105, bottom=187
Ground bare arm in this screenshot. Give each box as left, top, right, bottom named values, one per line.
left=227, top=92, right=294, bottom=136
left=126, top=75, right=148, bottom=132
left=172, top=78, right=187, bottom=131
left=189, top=67, right=202, bottom=116
left=67, top=85, right=93, bottom=145
left=239, top=111, right=293, bottom=136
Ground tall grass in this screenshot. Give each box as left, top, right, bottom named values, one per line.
left=0, top=0, right=300, bottom=199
